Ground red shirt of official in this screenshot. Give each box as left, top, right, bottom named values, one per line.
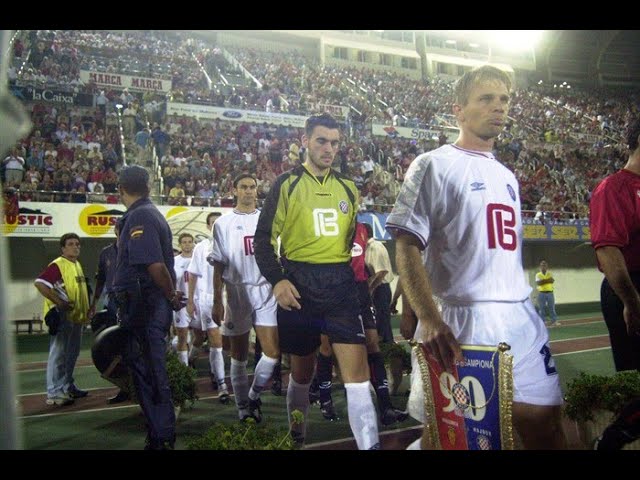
left=590, top=169, right=640, bottom=272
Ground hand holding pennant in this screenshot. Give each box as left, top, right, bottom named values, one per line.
left=410, top=341, right=515, bottom=450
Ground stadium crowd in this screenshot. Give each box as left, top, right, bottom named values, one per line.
left=3, top=29, right=639, bottom=221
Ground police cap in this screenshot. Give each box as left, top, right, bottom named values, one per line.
left=118, top=165, right=149, bottom=195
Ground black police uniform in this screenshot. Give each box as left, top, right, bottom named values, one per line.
left=96, top=242, right=118, bottom=319
left=113, top=195, right=176, bottom=448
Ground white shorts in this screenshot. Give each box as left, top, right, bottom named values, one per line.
left=408, top=298, right=562, bottom=421
left=197, top=293, right=219, bottom=331
left=222, top=283, right=277, bottom=336
left=173, top=307, right=200, bottom=330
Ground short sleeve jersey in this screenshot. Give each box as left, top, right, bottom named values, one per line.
left=174, top=254, right=192, bottom=295
left=589, top=169, right=640, bottom=272
left=187, top=239, right=214, bottom=297
left=386, top=144, right=531, bottom=303
left=212, top=209, right=269, bottom=286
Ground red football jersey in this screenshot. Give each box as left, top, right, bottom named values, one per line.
left=351, top=222, right=369, bottom=283
left=590, top=169, right=640, bottom=272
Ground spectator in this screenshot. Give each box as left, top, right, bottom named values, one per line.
left=589, top=115, right=640, bottom=372
left=3, top=147, right=25, bottom=186
left=34, top=233, right=90, bottom=406
left=536, top=260, right=560, bottom=326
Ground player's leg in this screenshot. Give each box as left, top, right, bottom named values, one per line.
left=316, top=333, right=338, bottom=420
left=332, top=340, right=380, bottom=450
left=207, top=326, right=227, bottom=397
left=227, top=331, right=251, bottom=419
left=188, top=326, right=206, bottom=367
left=513, top=403, right=566, bottom=449
left=199, top=298, right=227, bottom=392
left=223, top=285, right=256, bottom=416
left=277, top=306, right=321, bottom=446
left=247, top=325, right=279, bottom=423
left=174, top=310, right=190, bottom=366
left=365, top=328, right=408, bottom=426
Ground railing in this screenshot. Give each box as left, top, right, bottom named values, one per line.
left=521, top=209, right=587, bottom=222
left=7, top=189, right=589, bottom=221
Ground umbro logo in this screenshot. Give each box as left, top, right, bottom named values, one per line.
left=470, top=182, right=485, bottom=191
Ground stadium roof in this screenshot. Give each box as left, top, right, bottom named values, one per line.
left=536, top=30, right=640, bottom=87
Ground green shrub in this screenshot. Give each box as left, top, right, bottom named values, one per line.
left=186, top=411, right=304, bottom=450
left=564, top=371, right=640, bottom=422
left=126, top=351, right=198, bottom=409
left=165, top=351, right=198, bottom=409
left=379, top=341, right=412, bottom=372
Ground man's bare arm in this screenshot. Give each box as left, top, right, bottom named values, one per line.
left=597, top=246, right=640, bottom=334
left=395, top=232, right=463, bottom=372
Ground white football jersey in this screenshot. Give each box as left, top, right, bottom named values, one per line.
left=187, top=238, right=214, bottom=299
left=173, top=254, right=193, bottom=295
left=386, top=144, right=531, bottom=303
left=211, top=209, right=269, bottom=286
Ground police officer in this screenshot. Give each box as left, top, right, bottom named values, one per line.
left=112, top=165, right=184, bottom=450
left=89, top=223, right=120, bottom=323
left=89, top=223, right=130, bottom=404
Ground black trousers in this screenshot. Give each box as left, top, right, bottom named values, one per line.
left=600, top=273, right=640, bottom=372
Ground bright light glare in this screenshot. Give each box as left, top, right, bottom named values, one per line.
left=488, top=30, right=544, bottom=51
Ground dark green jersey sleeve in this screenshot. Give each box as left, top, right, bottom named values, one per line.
left=254, top=171, right=292, bottom=287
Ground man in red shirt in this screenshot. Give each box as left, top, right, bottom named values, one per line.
left=589, top=117, right=640, bottom=372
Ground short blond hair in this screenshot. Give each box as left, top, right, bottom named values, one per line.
left=454, top=66, right=512, bottom=106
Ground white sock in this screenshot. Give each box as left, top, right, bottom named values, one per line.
left=178, top=350, right=189, bottom=366
left=211, top=347, right=226, bottom=388
left=249, top=354, right=278, bottom=401
left=344, top=381, right=380, bottom=450
left=230, top=358, right=249, bottom=411
left=286, top=374, right=310, bottom=439
left=406, top=438, right=422, bottom=450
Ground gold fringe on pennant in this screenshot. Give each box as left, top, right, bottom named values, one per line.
left=498, top=342, right=515, bottom=450
left=411, top=340, right=441, bottom=449
left=411, top=340, right=514, bottom=450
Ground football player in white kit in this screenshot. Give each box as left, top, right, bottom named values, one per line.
left=211, top=174, right=280, bottom=423
left=186, top=211, right=230, bottom=403
left=173, top=233, right=196, bottom=366
left=386, top=66, right=567, bottom=449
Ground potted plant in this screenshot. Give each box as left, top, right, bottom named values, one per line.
left=379, top=342, right=412, bottom=395
left=564, top=370, right=640, bottom=450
